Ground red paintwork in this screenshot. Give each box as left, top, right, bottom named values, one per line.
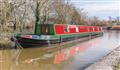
left=88, top=26, right=93, bottom=32
left=55, top=24, right=65, bottom=34
left=69, top=25, right=77, bottom=33
left=93, top=26, right=99, bottom=32
left=55, top=24, right=101, bottom=35
left=112, top=26, right=120, bottom=29
left=78, top=26, right=87, bottom=32
left=22, top=35, right=32, bottom=38
left=97, top=27, right=100, bottom=32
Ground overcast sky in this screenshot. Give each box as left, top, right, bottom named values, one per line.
left=70, top=0, right=120, bottom=20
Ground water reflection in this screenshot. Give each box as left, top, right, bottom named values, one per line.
left=1, top=36, right=102, bottom=70
left=1, top=31, right=120, bottom=70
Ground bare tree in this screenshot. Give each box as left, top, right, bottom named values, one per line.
left=0, top=0, right=27, bottom=32
left=0, top=0, right=93, bottom=33
left=0, top=0, right=14, bottom=31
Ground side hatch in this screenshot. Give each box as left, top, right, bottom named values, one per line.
left=41, top=24, right=50, bottom=35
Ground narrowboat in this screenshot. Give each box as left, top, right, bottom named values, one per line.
left=12, top=24, right=103, bottom=48
left=107, top=26, right=120, bottom=30
left=111, top=26, right=120, bottom=30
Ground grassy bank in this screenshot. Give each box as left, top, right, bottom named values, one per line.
left=115, top=63, right=120, bottom=70
left=0, top=30, right=33, bottom=49
left=0, top=32, right=14, bottom=49
left=0, top=37, right=12, bottom=49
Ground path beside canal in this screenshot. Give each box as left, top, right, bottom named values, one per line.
left=85, top=46, right=120, bottom=70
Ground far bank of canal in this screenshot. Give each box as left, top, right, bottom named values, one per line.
left=0, top=30, right=120, bottom=70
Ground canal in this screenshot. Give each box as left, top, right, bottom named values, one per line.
left=1, top=30, right=120, bottom=70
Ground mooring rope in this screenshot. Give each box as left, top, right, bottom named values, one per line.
left=12, top=37, right=23, bottom=49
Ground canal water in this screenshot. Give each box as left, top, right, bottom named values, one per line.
left=1, top=30, right=120, bottom=70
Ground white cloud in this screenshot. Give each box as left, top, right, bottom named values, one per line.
left=80, top=3, right=119, bottom=14
left=71, top=0, right=120, bottom=19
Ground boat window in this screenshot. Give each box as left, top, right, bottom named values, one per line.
left=64, top=25, right=69, bottom=32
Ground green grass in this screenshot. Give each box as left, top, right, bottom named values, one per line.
left=115, top=63, right=120, bottom=70
left=0, top=37, right=12, bottom=49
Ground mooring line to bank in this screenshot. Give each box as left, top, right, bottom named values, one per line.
left=12, top=36, right=23, bottom=49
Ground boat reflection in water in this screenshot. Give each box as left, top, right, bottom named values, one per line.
left=54, top=38, right=101, bottom=64
left=1, top=37, right=101, bottom=70
left=11, top=39, right=100, bottom=70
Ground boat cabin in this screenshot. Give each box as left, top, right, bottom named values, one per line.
left=36, top=24, right=102, bottom=35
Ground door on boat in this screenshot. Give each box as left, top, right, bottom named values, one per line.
left=41, top=24, right=50, bottom=35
